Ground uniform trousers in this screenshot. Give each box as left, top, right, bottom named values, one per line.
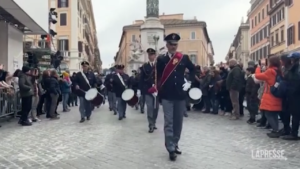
left=145, top=95, right=159, bottom=128
left=116, top=97, right=127, bottom=118
left=79, top=97, right=92, bottom=119
left=161, top=99, right=185, bottom=152
left=107, top=91, right=117, bottom=111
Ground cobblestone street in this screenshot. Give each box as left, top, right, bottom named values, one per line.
left=0, top=104, right=300, bottom=169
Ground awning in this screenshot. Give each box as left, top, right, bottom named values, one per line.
left=0, top=0, right=47, bottom=34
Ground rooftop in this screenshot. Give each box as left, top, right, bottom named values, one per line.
left=123, top=19, right=206, bottom=29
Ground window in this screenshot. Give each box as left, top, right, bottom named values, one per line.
left=275, top=32, right=279, bottom=44
left=252, top=19, right=254, bottom=28
left=58, top=39, right=69, bottom=51
left=287, top=26, right=295, bottom=45
left=255, top=16, right=257, bottom=25
left=267, top=4, right=269, bottom=12
left=262, top=9, right=265, bottom=19
left=60, top=13, right=67, bottom=26
left=285, top=0, right=293, bottom=6
left=131, top=35, right=136, bottom=42
left=190, top=32, right=196, bottom=39
left=58, top=0, right=68, bottom=8
left=190, top=54, right=196, bottom=64
left=281, top=28, right=284, bottom=42
left=38, top=40, right=49, bottom=48
left=271, top=34, right=274, bottom=46
left=258, top=13, right=261, bottom=22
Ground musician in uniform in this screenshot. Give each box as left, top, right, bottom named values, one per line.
left=156, top=33, right=195, bottom=161
left=138, top=66, right=145, bottom=114
left=104, top=68, right=117, bottom=114
left=138, top=48, right=159, bottom=133
left=112, top=64, right=129, bottom=120
left=128, top=70, right=139, bottom=110
left=73, top=61, right=97, bottom=123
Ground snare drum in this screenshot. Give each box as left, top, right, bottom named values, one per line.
left=121, top=89, right=138, bottom=107
left=85, top=88, right=104, bottom=106
left=188, top=87, right=202, bottom=104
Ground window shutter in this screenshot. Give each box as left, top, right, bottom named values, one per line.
left=65, top=40, right=69, bottom=51
left=66, top=0, right=69, bottom=7
left=293, top=25, right=295, bottom=44
left=58, top=0, right=61, bottom=8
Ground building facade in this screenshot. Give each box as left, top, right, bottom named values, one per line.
left=248, top=0, right=270, bottom=62
left=286, top=0, right=300, bottom=52
left=0, top=0, right=48, bottom=73
left=115, top=14, right=214, bottom=69
left=23, top=0, right=102, bottom=72
left=226, top=19, right=250, bottom=67
left=269, top=0, right=286, bottom=55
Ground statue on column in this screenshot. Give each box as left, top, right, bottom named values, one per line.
left=129, top=40, right=144, bottom=61
left=146, top=0, right=159, bottom=18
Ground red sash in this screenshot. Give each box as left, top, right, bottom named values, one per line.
left=158, top=52, right=183, bottom=88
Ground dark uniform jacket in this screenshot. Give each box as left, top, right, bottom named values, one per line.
left=156, top=53, right=195, bottom=100
left=226, top=66, right=243, bottom=91
left=139, top=62, right=155, bottom=95
left=73, top=71, right=97, bottom=97
left=245, top=75, right=259, bottom=101
left=285, top=63, right=300, bottom=113
left=128, top=75, right=139, bottom=93
left=104, top=73, right=114, bottom=92
left=112, top=73, right=129, bottom=98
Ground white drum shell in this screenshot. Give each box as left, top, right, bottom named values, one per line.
left=122, top=89, right=134, bottom=101
left=85, top=88, right=98, bottom=100
left=188, top=88, right=202, bottom=100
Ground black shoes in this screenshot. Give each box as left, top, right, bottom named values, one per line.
left=79, top=118, right=85, bottom=123
left=18, top=120, right=32, bottom=126
left=148, top=127, right=154, bottom=133
left=169, top=152, right=177, bottom=161
left=267, top=131, right=281, bottom=138
left=175, top=146, right=182, bottom=155
left=87, top=116, right=90, bottom=121
left=247, top=118, right=255, bottom=124
left=281, top=135, right=299, bottom=140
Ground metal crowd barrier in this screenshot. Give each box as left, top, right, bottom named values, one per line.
left=0, top=88, right=21, bottom=118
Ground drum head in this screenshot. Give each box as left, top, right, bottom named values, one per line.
left=122, top=89, right=134, bottom=101
left=85, top=88, right=98, bottom=100
left=188, top=88, right=202, bottom=100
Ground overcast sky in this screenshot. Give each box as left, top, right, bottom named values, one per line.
left=92, top=0, right=250, bottom=68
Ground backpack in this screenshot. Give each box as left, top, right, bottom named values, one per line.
left=270, top=69, right=284, bottom=98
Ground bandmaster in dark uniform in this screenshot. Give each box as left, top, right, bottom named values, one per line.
left=156, top=33, right=195, bottom=161
left=138, top=48, right=159, bottom=133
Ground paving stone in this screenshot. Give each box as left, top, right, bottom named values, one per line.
left=0, top=104, right=300, bottom=169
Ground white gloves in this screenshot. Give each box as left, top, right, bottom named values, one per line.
left=100, top=84, right=105, bottom=90
left=137, top=90, right=141, bottom=97
left=152, top=92, right=157, bottom=97
left=182, top=82, right=191, bottom=91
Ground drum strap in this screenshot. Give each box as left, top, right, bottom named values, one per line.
left=117, top=73, right=127, bottom=88
left=81, top=71, right=91, bottom=88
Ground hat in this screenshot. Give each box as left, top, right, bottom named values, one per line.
left=115, top=64, right=124, bottom=70
left=22, top=66, right=31, bottom=73
left=62, top=72, right=69, bottom=77
left=81, top=61, right=89, bottom=66
left=146, top=48, right=156, bottom=54
left=164, top=33, right=180, bottom=44
left=246, top=67, right=255, bottom=74
left=287, top=52, right=300, bottom=59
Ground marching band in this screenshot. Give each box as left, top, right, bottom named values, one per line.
left=72, top=33, right=202, bottom=161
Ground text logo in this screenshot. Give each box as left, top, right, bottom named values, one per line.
left=251, top=149, right=287, bottom=160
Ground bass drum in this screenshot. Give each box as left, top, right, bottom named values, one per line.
left=85, top=88, right=104, bottom=106
left=122, top=89, right=138, bottom=107
left=188, top=87, right=202, bottom=104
